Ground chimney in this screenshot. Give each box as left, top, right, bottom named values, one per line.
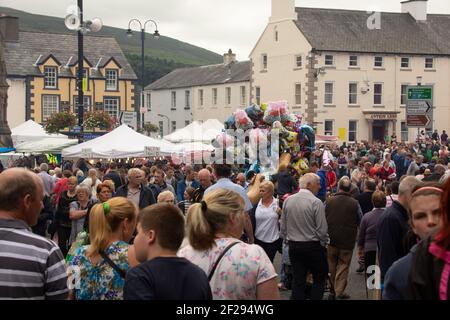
left=401, top=0, right=428, bottom=22
left=270, top=0, right=296, bottom=23
left=0, top=15, right=19, bottom=42
left=223, top=49, right=236, bottom=66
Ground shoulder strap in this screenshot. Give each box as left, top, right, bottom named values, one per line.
left=208, top=241, right=240, bottom=282
left=99, top=250, right=126, bottom=279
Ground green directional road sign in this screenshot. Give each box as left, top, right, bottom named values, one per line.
left=408, top=87, right=433, bottom=100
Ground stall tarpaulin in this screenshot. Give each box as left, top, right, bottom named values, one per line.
left=15, top=138, right=78, bottom=153
left=11, top=120, right=69, bottom=146
left=315, top=134, right=338, bottom=145
left=164, top=119, right=224, bottom=143
left=62, top=124, right=181, bottom=159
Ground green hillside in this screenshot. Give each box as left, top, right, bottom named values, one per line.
left=0, top=6, right=222, bottom=85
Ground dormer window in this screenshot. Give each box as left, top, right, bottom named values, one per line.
left=105, top=69, right=118, bottom=91
left=44, top=66, right=58, bottom=89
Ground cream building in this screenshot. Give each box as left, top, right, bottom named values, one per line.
left=144, top=50, right=250, bottom=136
left=250, top=0, right=450, bottom=143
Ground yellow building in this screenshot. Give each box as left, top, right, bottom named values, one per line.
left=2, top=16, right=137, bottom=132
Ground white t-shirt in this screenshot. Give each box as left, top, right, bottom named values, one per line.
left=178, top=238, right=277, bottom=300
left=255, top=198, right=280, bottom=243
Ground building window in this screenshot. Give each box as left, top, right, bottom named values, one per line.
left=240, top=86, right=246, bottom=106
left=324, top=82, right=334, bottom=105
left=349, top=83, right=358, bottom=105
left=42, top=95, right=59, bottom=122
left=159, top=121, right=164, bottom=137
left=255, top=87, right=261, bottom=106
left=146, top=93, right=151, bottom=111
left=401, top=85, right=408, bottom=105
left=226, top=87, right=231, bottom=105
left=401, top=57, right=410, bottom=68
left=295, top=83, right=302, bottom=105
left=199, top=89, right=204, bottom=106
left=212, top=88, right=218, bottom=105
left=105, top=69, right=118, bottom=91
left=74, top=96, right=91, bottom=115
left=324, top=120, right=334, bottom=136
left=295, top=55, right=302, bottom=68
left=349, top=55, right=358, bottom=67
left=425, top=57, right=434, bottom=69
left=374, top=56, right=383, bottom=68
left=171, top=91, right=176, bottom=110
left=374, top=83, right=383, bottom=105
left=185, top=90, right=190, bottom=109
left=401, top=121, right=408, bottom=142
left=325, top=55, right=334, bottom=66
left=261, top=54, right=268, bottom=70
left=349, top=120, right=357, bottom=142
left=171, top=121, right=177, bottom=133
left=185, top=120, right=190, bottom=127
left=103, top=97, right=120, bottom=120
left=44, top=66, right=57, bottom=89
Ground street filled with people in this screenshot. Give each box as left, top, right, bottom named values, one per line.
left=0, top=134, right=450, bottom=300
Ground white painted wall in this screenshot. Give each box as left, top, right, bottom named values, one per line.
left=191, top=81, right=250, bottom=123
left=6, top=78, right=26, bottom=129
left=143, top=88, right=193, bottom=137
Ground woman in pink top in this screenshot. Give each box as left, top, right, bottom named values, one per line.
left=178, top=188, right=279, bottom=300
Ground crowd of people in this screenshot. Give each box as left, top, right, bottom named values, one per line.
left=0, top=134, right=450, bottom=300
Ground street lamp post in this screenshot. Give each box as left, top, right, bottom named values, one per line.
left=65, top=0, right=102, bottom=142
left=126, top=19, right=160, bottom=131
left=157, top=113, right=170, bottom=136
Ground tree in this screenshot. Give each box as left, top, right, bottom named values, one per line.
left=143, top=122, right=159, bottom=136
left=45, top=112, right=77, bottom=134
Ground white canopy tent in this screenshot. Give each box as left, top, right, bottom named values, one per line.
left=15, top=138, right=79, bottom=153
left=11, top=120, right=69, bottom=146
left=62, top=124, right=181, bottom=159
left=176, top=142, right=215, bottom=153
left=164, top=119, right=224, bottom=143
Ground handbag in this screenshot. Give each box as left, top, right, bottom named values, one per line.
left=208, top=241, right=240, bottom=282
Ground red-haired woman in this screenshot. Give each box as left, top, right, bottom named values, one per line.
left=409, top=179, right=450, bottom=300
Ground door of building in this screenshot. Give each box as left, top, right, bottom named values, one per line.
left=373, top=120, right=386, bottom=143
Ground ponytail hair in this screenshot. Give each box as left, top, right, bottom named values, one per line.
left=186, top=188, right=245, bottom=251
left=87, top=197, right=137, bottom=257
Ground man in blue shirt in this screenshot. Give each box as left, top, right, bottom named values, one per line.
left=176, top=166, right=200, bottom=202
left=205, top=163, right=254, bottom=243
left=316, top=162, right=328, bottom=202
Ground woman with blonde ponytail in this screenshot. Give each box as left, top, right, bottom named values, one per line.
left=178, top=188, right=279, bottom=300
left=68, top=197, right=138, bottom=300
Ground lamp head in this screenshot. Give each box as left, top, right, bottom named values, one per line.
left=153, top=30, right=160, bottom=39
left=126, top=28, right=133, bottom=38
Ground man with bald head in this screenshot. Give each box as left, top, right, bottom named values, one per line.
left=236, top=173, right=249, bottom=190
left=192, top=169, right=213, bottom=203
left=0, top=168, right=68, bottom=299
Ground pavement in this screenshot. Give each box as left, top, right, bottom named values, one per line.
left=273, top=246, right=368, bottom=300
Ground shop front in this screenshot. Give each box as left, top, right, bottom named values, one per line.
left=363, top=111, right=401, bottom=143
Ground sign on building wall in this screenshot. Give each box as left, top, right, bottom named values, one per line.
left=406, top=86, right=433, bottom=130
left=338, top=128, right=347, bottom=141
left=119, top=111, right=137, bottom=130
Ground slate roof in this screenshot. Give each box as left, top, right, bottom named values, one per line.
left=295, top=7, right=450, bottom=55
left=4, top=31, right=137, bottom=79
left=146, top=60, right=250, bottom=91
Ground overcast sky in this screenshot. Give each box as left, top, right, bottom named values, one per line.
left=1, top=0, right=450, bottom=60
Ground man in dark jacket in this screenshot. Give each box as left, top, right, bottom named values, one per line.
left=114, top=168, right=156, bottom=209
left=103, top=162, right=124, bottom=190
left=377, top=176, right=420, bottom=286
left=273, top=165, right=298, bottom=205
left=357, top=180, right=377, bottom=215
left=325, top=177, right=362, bottom=300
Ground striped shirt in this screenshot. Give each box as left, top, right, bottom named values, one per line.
left=0, top=219, right=68, bottom=300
